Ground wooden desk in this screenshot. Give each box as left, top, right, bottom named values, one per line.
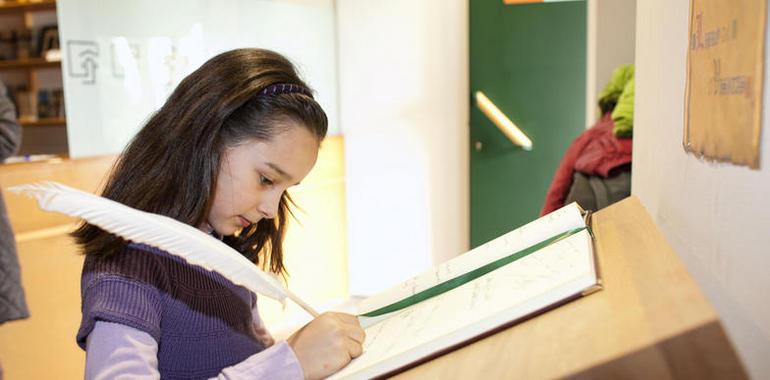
left=0, top=155, right=117, bottom=235
left=394, top=196, right=746, bottom=379
left=0, top=155, right=116, bottom=379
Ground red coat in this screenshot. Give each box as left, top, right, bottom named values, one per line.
left=540, top=113, right=632, bottom=216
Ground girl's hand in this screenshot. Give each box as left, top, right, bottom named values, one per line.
left=287, top=312, right=366, bottom=380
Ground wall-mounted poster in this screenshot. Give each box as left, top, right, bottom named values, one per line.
left=684, top=0, right=767, bottom=169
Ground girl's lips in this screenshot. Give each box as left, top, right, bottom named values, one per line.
left=238, top=216, right=251, bottom=228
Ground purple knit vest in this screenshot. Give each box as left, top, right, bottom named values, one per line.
left=77, top=244, right=265, bottom=379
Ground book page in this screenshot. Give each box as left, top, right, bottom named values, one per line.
left=330, top=230, right=597, bottom=379
left=356, top=202, right=586, bottom=316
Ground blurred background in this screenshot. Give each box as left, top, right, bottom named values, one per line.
left=1, top=0, right=769, bottom=379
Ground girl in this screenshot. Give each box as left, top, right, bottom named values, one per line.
left=73, top=48, right=364, bottom=379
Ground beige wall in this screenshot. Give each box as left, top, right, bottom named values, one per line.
left=586, top=0, right=637, bottom=127
left=336, top=0, right=469, bottom=296
left=633, top=1, right=770, bottom=377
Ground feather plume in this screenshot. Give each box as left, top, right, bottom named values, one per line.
left=9, top=181, right=319, bottom=317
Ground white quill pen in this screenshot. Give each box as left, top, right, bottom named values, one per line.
left=9, top=181, right=319, bottom=317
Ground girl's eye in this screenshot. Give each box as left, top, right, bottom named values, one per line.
left=260, top=175, right=274, bottom=186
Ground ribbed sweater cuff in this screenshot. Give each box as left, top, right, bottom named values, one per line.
left=77, top=275, right=163, bottom=349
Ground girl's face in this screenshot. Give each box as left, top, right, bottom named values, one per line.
left=206, top=123, right=320, bottom=236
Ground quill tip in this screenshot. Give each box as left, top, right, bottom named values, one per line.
left=8, top=181, right=75, bottom=196
left=6, top=183, right=42, bottom=198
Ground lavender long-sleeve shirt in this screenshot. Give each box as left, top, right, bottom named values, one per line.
left=78, top=244, right=304, bottom=379
left=85, top=321, right=303, bottom=379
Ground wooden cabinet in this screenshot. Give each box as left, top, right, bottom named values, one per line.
left=0, top=0, right=67, bottom=158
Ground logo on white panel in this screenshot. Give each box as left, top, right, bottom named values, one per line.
left=66, top=40, right=99, bottom=85
left=111, top=41, right=141, bottom=78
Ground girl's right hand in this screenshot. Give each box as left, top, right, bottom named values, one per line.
left=287, top=312, right=366, bottom=380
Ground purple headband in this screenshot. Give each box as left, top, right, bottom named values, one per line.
left=258, top=83, right=313, bottom=98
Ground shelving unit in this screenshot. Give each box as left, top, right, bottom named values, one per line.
left=0, top=57, right=60, bottom=69
left=0, top=0, right=56, bottom=14
left=0, top=0, right=67, bottom=157
left=18, top=116, right=64, bottom=126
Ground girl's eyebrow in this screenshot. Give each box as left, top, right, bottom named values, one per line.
left=266, top=162, right=296, bottom=183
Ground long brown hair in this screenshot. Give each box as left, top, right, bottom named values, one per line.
left=72, top=48, right=328, bottom=275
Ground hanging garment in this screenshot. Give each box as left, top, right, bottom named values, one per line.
left=540, top=113, right=633, bottom=216
left=563, top=166, right=632, bottom=213
left=597, top=64, right=635, bottom=137
left=611, top=77, right=634, bottom=137
left=0, top=80, right=29, bottom=324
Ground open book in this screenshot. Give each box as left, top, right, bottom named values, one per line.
left=329, top=202, right=602, bottom=379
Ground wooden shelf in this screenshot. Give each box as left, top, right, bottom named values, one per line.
left=0, top=0, right=56, bottom=14
left=19, top=117, right=66, bottom=127
left=0, top=58, right=61, bottom=70
left=0, top=0, right=65, bottom=159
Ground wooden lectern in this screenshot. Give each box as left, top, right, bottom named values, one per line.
left=393, top=196, right=746, bottom=379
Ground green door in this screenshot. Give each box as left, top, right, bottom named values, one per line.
left=470, top=0, right=587, bottom=247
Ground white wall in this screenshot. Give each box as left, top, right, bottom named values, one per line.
left=585, top=0, right=636, bottom=127
left=336, top=0, right=469, bottom=295
left=633, top=1, right=770, bottom=377
left=57, top=0, right=339, bottom=158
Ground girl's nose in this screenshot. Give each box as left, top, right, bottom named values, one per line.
left=257, top=191, right=282, bottom=219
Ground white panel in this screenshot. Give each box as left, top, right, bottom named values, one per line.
left=337, top=0, right=469, bottom=295
left=56, top=0, right=338, bottom=158
left=585, top=0, right=636, bottom=128
left=633, top=0, right=770, bottom=377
